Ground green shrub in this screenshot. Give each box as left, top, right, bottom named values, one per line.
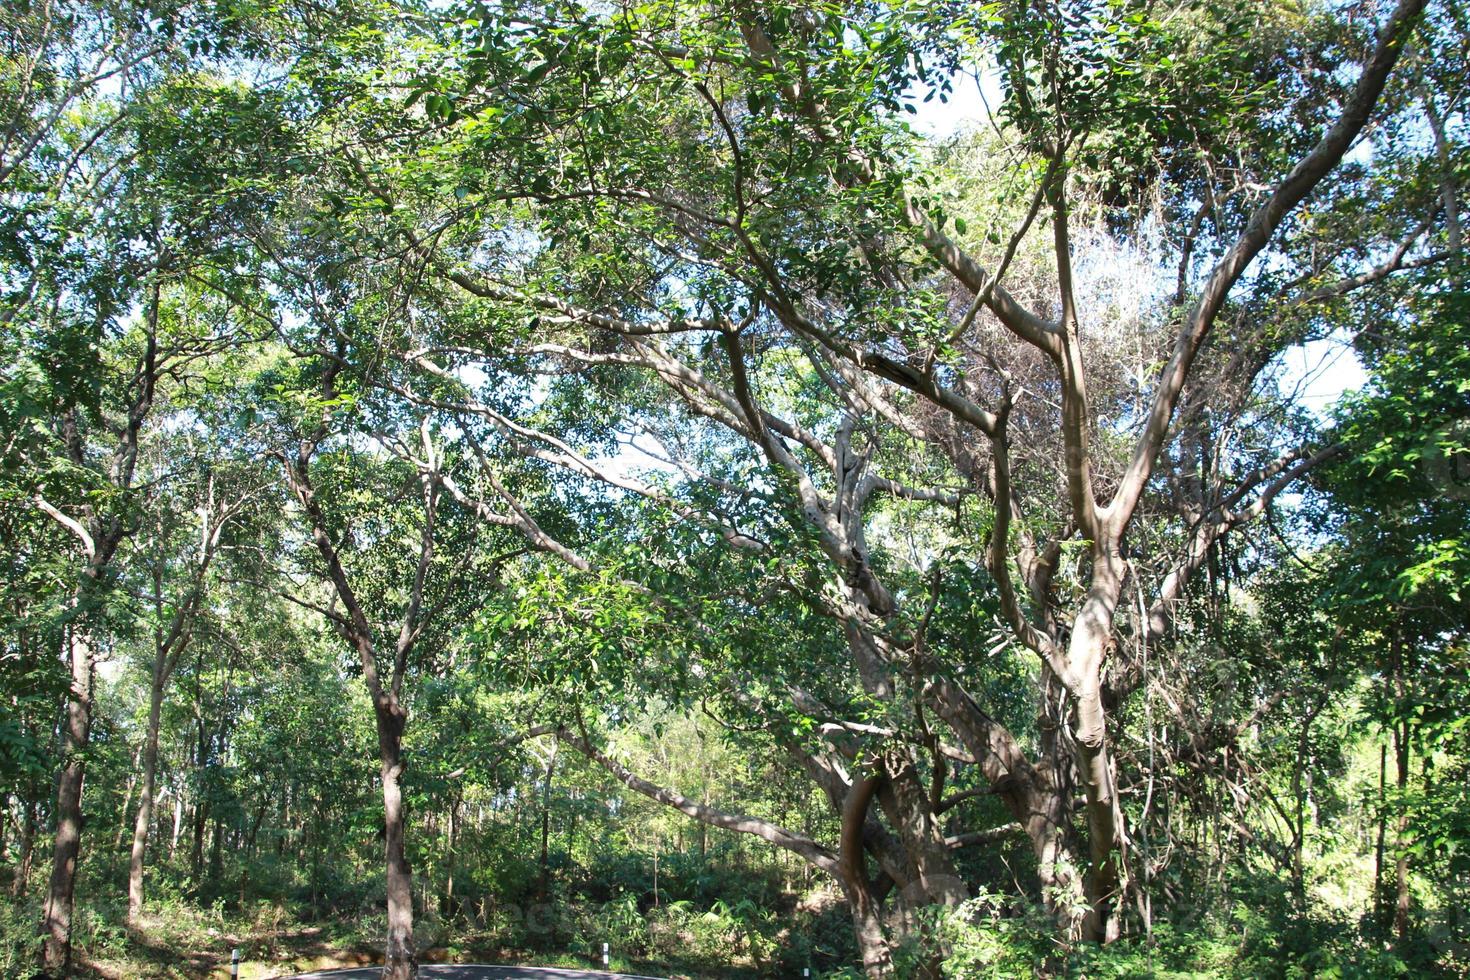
left=0, top=892, right=42, bottom=977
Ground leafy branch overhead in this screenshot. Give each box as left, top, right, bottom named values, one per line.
left=0, top=0, right=1466, bottom=978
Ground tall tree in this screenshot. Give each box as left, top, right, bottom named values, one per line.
left=346, top=0, right=1456, bottom=965
left=263, top=334, right=507, bottom=978
left=124, top=422, right=266, bottom=921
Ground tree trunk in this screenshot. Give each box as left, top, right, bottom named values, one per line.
left=875, top=753, right=966, bottom=944
left=192, top=796, right=210, bottom=882
left=839, top=774, right=894, bottom=978
left=844, top=878, right=894, bottom=979
left=114, top=744, right=141, bottom=850
left=926, top=669, right=1094, bottom=940
left=39, top=626, right=96, bottom=974
left=444, top=797, right=457, bottom=916
left=128, top=667, right=166, bottom=920
left=191, top=703, right=210, bottom=882
left=209, top=809, right=224, bottom=881
left=246, top=798, right=268, bottom=857
left=376, top=698, right=417, bottom=980
left=276, top=787, right=288, bottom=858
left=538, top=753, right=555, bottom=901
left=1022, top=764, right=1088, bottom=932
left=170, top=786, right=184, bottom=860
left=1289, top=699, right=1328, bottom=901
left=1374, top=742, right=1387, bottom=922
left=12, top=798, right=36, bottom=898
left=1069, top=566, right=1125, bottom=944
left=1393, top=720, right=1411, bottom=942
left=565, top=792, right=578, bottom=863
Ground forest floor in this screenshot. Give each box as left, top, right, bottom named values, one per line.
left=75, top=920, right=740, bottom=979
left=80, top=923, right=377, bottom=979
left=282, top=968, right=666, bottom=979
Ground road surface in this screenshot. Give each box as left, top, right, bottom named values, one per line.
left=279, top=968, right=666, bottom=980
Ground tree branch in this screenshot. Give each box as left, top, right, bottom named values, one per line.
left=1112, top=0, right=1427, bottom=528
left=557, top=726, right=842, bottom=875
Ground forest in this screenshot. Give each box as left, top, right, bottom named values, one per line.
left=1, top=0, right=1467, bottom=977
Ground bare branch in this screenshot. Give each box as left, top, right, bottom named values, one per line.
left=34, top=495, right=96, bottom=559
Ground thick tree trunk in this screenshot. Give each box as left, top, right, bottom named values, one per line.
left=1069, top=563, right=1125, bottom=944
left=925, top=670, right=1095, bottom=939
left=128, top=669, right=166, bottom=920
left=1021, top=762, right=1088, bottom=933
left=844, top=878, right=894, bottom=978
left=840, top=775, right=893, bottom=978
left=39, top=626, right=96, bottom=974
left=877, top=755, right=965, bottom=910
left=376, top=699, right=416, bottom=980
left=1077, top=725, right=1122, bottom=942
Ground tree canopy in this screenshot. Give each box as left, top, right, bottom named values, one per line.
left=1, top=0, right=1467, bottom=977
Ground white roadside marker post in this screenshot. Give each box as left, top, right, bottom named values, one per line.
left=602, top=941, right=610, bottom=968
left=230, top=947, right=241, bottom=979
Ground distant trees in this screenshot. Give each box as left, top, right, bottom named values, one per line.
left=3, top=2, right=316, bottom=967
left=1316, top=291, right=1470, bottom=941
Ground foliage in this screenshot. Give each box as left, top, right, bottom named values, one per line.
left=1, top=0, right=1468, bottom=977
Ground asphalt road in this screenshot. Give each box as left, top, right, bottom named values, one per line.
left=280, top=968, right=666, bottom=980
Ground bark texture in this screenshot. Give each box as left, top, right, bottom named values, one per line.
left=40, top=627, right=95, bottom=973
left=378, top=700, right=416, bottom=980
left=127, top=670, right=165, bottom=920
